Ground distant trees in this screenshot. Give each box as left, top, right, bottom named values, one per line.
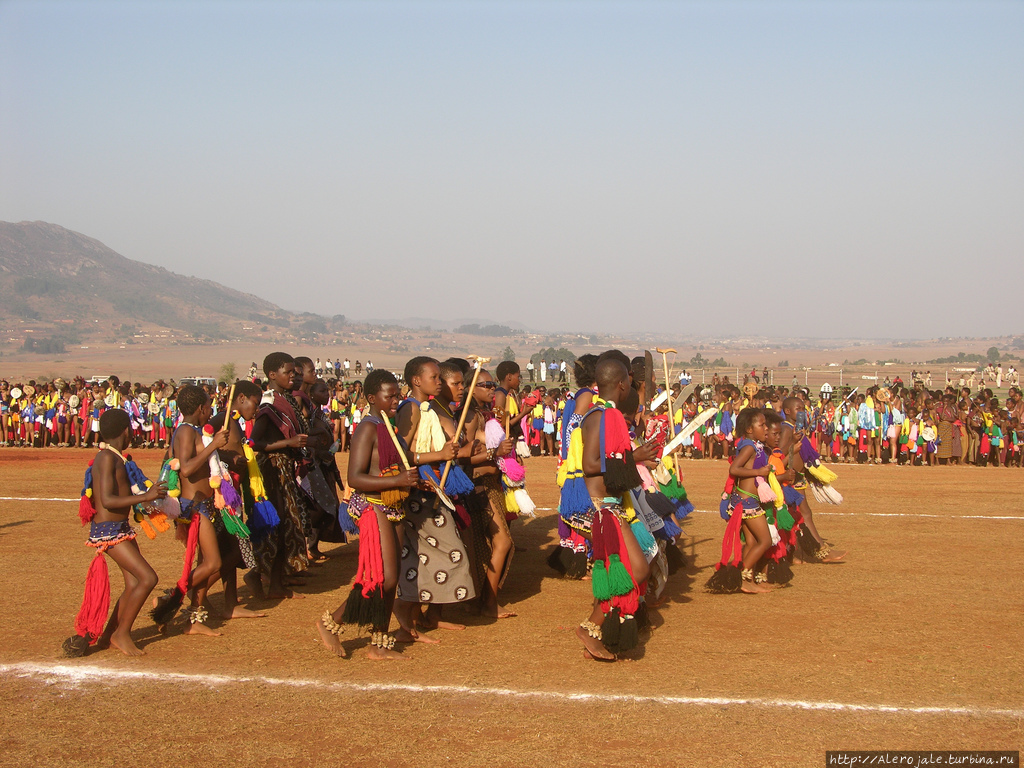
left=500, top=346, right=516, bottom=362
left=22, top=336, right=66, bottom=354
left=455, top=323, right=521, bottom=337
left=927, top=351, right=988, bottom=364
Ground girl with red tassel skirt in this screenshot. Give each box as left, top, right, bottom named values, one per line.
left=705, top=408, right=774, bottom=594
left=316, top=370, right=421, bottom=659
left=62, top=410, right=168, bottom=657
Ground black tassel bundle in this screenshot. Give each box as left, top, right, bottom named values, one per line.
left=600, top=607, right=639, bottom=654
left=603, top=454, right=642, bottom=496
left=665, top=542, right=687, bottom=574
left=341, top=583, right=389, bottom=632
left=797, top=526, right=820, bottom=559
left=150, top=586, right=185, bottom=627
left=705, top=564, right=742, bottom=593
left=766, top=558, right=794, bottom=584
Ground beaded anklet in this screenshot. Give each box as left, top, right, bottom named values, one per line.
left=321, top=610, right=344, bottom=636
left=189, top=607, right=209, bottom=625
left=371, top=631, right=396, bottom=650
left=579, top=620, right=602, bottom=641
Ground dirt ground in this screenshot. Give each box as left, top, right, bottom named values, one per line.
left=1, top=449, right=1022, bottom=767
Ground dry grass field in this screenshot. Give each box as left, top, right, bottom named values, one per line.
left=1, top=449, right=1021, bottom=767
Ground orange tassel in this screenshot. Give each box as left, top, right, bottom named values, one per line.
left=149, top=512, right=170, bottom=532
left=140, top=519, right=156, bottom=539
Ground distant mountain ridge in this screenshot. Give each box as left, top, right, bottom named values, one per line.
left=0, top=220, right=297, bottom=340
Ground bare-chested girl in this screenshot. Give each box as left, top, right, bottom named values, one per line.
left=572, top=356, right=655, bottom=660
left=209, top=380, right=267, bottom=621
left=160, top=384, right=229, bottom=635
left=63, top=409, right=167, bottom=657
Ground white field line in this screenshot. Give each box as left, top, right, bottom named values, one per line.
left=2, top=661, right=1021, bottom=719
left=3, top=499, right=1021, bottom=522
left=1, top=496, right=81, bottom=502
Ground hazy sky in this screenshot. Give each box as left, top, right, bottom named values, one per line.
left=2, top=1, right=1022, bottom=338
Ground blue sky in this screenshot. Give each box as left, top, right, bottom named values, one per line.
left=2, top=0, right=1022, bottom=337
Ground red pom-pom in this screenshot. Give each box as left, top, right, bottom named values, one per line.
left=78, top=494, right=96, bottom=525
left=203, top=424, right=215, bottom=436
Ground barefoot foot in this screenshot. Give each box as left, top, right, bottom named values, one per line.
left=393, top=628, right=440, bottom=644
left=417, top=619, right=465, bottom=631
left=223, top=605, right=268, bottom=620
left=575, top=625, right=615, bottom=660
left=243, top=571, right=266, bottom=600
left=109, top=632, right=146, bottom=656
left=266, top=589, right=305, bottom=600
left=316, top=618, right=347, bottom=658
left=186, top=622, right=223, bottom=637
left=482, top=604, right=518, bottom=619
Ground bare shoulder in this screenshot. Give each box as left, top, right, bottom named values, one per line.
left=92, top=449, right=115, bottom=476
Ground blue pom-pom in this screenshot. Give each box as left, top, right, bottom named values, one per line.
left=443, top=465, right=476, bottom=497
left=559, top=475, right=592, bottom=517
left=661, top=516, right=682, bottom=539
left=81, top=465, right=93, bottom=498
left=672, top=497, right=695, bottom=519
left=250, top=499, right=280, bottom=538
left=337, top=501, right=360, bottom=535
left=720, top=411, right=734, bottom=435
left=783, top=486, right=804, bottom=506
left=124, top=460, right=150, bottom=491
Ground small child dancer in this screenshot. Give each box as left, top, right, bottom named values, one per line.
left=209, top=380, right=267, bottom=620
left=63, top=409, right=167, bottom=656
left=151, top=385, right=229, bottom=635
left=706, top=407, right=774, bottom=594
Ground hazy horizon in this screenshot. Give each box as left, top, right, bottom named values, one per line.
left=2, top=1, right=1022, bottom=338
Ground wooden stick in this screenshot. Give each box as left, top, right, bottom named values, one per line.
left=440, top=355, right=490, bottom=488
left=380, top=409, right=454, bottom=510
left=220, top=383, right=236, bottom=433
left=657, top=348, right=677, bottom=442
left=657, top=347, right=684, bottom=474
left=379, top=412, right=412, bottom=470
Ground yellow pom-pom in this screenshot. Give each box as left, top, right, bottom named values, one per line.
left=209, top=476, right=222, bottom=488
left=85, top=488, right=92, bottom=498
left=169, top=489, right=181, bottom=498
left=145, top=480, right=153, bottom=488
